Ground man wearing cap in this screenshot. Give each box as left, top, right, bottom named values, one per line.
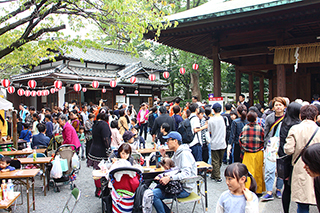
left=151, top=106, right=176, bottom=144
left=208, top=103, right=226, bottom=182
left=153, top=131, right=197, bottom=213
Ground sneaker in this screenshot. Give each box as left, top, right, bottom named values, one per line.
left=261, top=193, right=274, bottom=201
left=276, top=190, right=282, bottom=199
left=210, top=177, right=222, bottom=183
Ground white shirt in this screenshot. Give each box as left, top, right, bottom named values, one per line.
left=189, top=113, right=201, bottom=147
left=208, top=115, right=226, bottom=150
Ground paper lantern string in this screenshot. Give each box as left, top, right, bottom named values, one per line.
left=294, top=47, right=299, bottom=73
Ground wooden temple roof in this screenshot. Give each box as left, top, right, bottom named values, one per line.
left=145, top=0, right=320, bottom=74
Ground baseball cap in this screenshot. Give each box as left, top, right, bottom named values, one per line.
left=212, top=103, right=222, bottom=111
left=163, top=131, right=182, bottom=141
left=122, top=131, right=136, bottom=142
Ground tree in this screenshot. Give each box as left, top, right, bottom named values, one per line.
left=0, top=0, right=176, bottom=77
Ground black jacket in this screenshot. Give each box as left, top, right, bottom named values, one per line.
left=151, top=114, right=176, bottom=137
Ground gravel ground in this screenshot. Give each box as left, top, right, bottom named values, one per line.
left=2, top=134, right=319, bottom=213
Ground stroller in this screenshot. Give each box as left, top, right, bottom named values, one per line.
left=48, top=144, right=80, bottom=192
left=101, top=167, right=142, bottom=213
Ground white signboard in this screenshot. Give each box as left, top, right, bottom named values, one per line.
left=208, top=96, right=224, bottom=110
left=116, top=95, right=126, bottom=104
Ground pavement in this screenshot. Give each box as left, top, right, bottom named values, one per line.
left=4, top=134, right=319, bottom=213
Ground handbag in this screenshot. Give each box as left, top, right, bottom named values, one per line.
left=276, top=155, right=292, bottom=180
left=164, top=180, right=183, bottom=195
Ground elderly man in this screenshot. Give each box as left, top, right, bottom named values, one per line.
left=58, top=115, right=81, bottom=150
left=153, top=131, right=197, bottom=213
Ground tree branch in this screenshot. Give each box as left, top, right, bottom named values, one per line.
left=0, top=0, right=33, bottom=24
left=0, top=24, right=66, bottom=59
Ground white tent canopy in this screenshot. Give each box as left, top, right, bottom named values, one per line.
left=0, top=98, right=13, bottom=110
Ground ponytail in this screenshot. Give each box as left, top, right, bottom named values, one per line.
left=237, top=105, right=247, bottom=121
left=247, top=172, right=257, bottom=193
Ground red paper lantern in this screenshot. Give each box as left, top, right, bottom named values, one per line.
left=179, top=67, right=186, bottom=75
left=54, top=80, right=62, bottom=89
left=7, top=86, right=15, bottom=94
left=192, top=63, right=199, bottom=70
left=43, top=90, right=49, bottom=96
left=55, top=88, right=59, bottom=92
left=50, top=88, right=56, bottom=94
left=31, top=91, right=36, bottom=97
left=17, top=88, right=24, bottom=96
left=149, top=74, right=156, bottom=81
left=110, top=80, right=117, bottom=88
left=36, top=90, right=42, bottom=96
left=28, top=80, right=37, bottom=89
left=73, top=84, right=81, bottom=92
left=102, top=88, right=106, bottom=93
left=130, top=76, right=136, bottom=84
left=24, top=90, right=31, bottom=97
left=119, top=89, right=124, bottom=94
left=163, top=71, right=169, bottom=79
left=1, top=79, right=10, bottom=88
left=82, top=87, right=87, bottom=92
left=92, top=80, right=99, bottom=88
left=134, top=90, right=139, bottom=94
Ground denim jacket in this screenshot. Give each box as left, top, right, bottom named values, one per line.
left=228, top=118, right=248, bottom=145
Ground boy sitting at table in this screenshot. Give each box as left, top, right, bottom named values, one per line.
left=0, top=156, right=16, bottom=172
left=131, top=125, right=146, bottom=149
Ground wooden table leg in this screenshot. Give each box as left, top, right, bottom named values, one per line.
left=32, top=177, right=35, bottom=210
left=26, top=178, right=30, bottom=213
left=203, top=169, right=208, bottom=211
left=42, top=164, right=46, bottom=196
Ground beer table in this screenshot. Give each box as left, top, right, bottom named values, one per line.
left=0, top=169, right=40, bottom=213
left=138, top=148, right=173, bottom=155
left=0, top=192, right=21, bottom=212
left=17, top=157, right=53, bottom=196
left=0, top=139, right=27, bottom=150
left=0, top=149, right=46, bottom=157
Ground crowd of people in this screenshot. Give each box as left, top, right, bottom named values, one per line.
left=3, top=93, right=320, bottom=213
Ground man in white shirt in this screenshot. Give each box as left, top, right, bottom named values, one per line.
left=80, top=105, right=89, bottom=124
left=208, top=103, right=226, bottom=182
left=189, top=103, right=207, bottom=161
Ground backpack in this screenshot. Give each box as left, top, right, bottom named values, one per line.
left=132, top=183, right=154, bottom=213
left=177, top=116, right=196, bottom=144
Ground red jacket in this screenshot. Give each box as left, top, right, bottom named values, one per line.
left=62, top=122, right=81, bottom=149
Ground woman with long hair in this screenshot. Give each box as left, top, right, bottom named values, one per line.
left=278, top=102, right=302, bottom=213
left=118, top=109, right=129, bottom=135
left=285, top=105, right=320, bottom=212
left=87, top=112, right=111, bottom=197
left=228, top=104, right=248, bottom=163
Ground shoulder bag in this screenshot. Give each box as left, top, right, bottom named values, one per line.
left=277, top=127, right=319, bottom=180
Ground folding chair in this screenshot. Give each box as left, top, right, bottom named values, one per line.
left=170, top=176, right=205, bottom=213
left=62, top=187, right=81, bottom=213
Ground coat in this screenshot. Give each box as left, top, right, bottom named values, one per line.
left=118, top=116, right=129, bottom=135
left=62, top=122, right=81, bottom=149
left=284, top=119, right=320, bottom=204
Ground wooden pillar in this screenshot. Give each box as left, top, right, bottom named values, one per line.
left=277, top=65, right=286, bottom=97
left=248, top=73, right=254, bottom=106
left=269, top=78, right=273, bottom=101
left=259, top=76, right=264, bottom=104
left=12, top=110, right=17, bottom=149
left=235, top=66, right=241, bottom=103
left=292, top=71, right=298, bottom=100
left=307, top=72, right=311, bottom=101
left=213, top=45, right=221, bottom=97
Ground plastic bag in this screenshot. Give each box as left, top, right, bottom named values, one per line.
left=98, top=159, right=107, bottom=172
left=71, top=153, right=80, bottom=169
left=50, top=156, right=63, bottom=178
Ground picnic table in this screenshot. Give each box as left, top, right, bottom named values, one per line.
left=0, top=169, right=40, bottom=213
left=0, top=139, right=27, bottom=150
left=138, top=148, right=173, bottom=155
left=0, top=192, right=21, bottom=212
left=18, top=157, right=53, bottom=196
left=0, top=149, right=46, bottom=157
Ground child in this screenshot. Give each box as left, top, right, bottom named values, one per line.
left=122, top=131, right=137, bottom=150
left=131, top=125, right=146, bottom=149
left=154, top=123, right=170, bottom=149
left=0, top=156, right=15, bottom=172
left=110, top=120, right=122, bottom=150
left=19, top=123, right=32, bottom=143
left=78, top=126, right=86, bottom=160
left=216, top=163, right=259, bottom=213
left=109, top=143, right=134, bottom=165
left=129, top=118, right=137, bottom=131
left=52, top=116, right=60, bottom=136
left=155, top=157, right=179, bottom=180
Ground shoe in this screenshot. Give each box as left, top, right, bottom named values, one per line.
left=261, top=193, right=274, bottom=201
left=210, top=177, right=222, bottom=183
left=276, top=190, right=282, bottom=199
left=95, top=189, right=101, bottom=197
